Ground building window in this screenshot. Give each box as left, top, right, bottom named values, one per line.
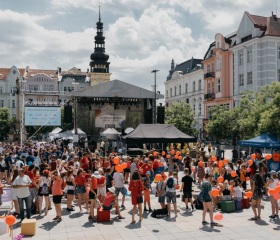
left=247, top=49, right=252, bottom=63
left=185, top=83, right=188, bottom=93
left=239, top=52, right=244, bottom=65
left=278, top=47, right=280, bottom=59
left=193, top=82, right=195, bottom=92
left=166, top=90, right=168, bottom=98
left=208, top=82, right=211, bottom=93
left=12, top=100, right=15, bottom=108
left=198, top=80, right=201, bottom=90
left=217, top=78, right=221, bottom=92
left=179, top=85, right=181, bottom=95
left=170, top=88, right=172, bottom=97
left=216, top=57, right=221, bottom=70
left=64, top=87, right=67, bottom=92
left=211, top=63, right=214, bottom=72
left=44, top=85, right=54, bottom=91
left=207, top=64, right=211, bottom=73
left=29, top=85, right=34, bottom=91
left=247, top=72, right=253, bottom=84
left=0, top=100, right=4, bottom=107
left=193, top=103, right=196, bottom=112
left=0, top=87, right=2, bottom=93
left=186, top=98, right=189, bottom=103
left=199, top=103, right=202, bottom=113
left=239, top=74, right=244, bottom=86
left=212, top=82, right=214, bottom=93
left=278, top=69, right=280, bottom=81
left=174, top=87, right=177, bottom=96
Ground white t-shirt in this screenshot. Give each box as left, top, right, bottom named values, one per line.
left=0, top=147, right=3, bottom=154
left=113, top=172, right=124, bottom=188
left=165, top=177, right=177, bottom=193
left=15, top=160, right=24, bottom=169
left=13, top=175, right=32, bottom=198
left=233, top=186, right=243, bottom=199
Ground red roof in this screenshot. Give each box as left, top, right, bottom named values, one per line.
left=0, top=67, right=25, bottom=80
left=25, top=69, right=58, bottom=78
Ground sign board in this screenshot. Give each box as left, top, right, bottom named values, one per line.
left=95, top=110, right=126, bottom=128
left=25, top=107, right=61, bottom=126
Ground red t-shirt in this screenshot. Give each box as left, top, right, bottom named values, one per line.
left=91, top=177, right=97, bottom=190
left=139, top=163, right=152, bottom=175
left=102, top=161, right=110, bottom=169
left=26, top=171, right=35, bottom=188
left=153, top=160, right=159, bottom=170
left=85, top=173, right=91, bottom=181
left=97, top=176, right=106, bottom=185
left=80, top=157, right=89, bottom=170
left=75, top=175, right=86, bottom=186
left=102, top=192, right=115, bottom=207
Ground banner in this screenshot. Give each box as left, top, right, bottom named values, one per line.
left=95, top=109, right=126, bottom=128
left=25, top=107, right=61, bottom=126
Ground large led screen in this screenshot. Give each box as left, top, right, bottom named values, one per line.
left=25, top=107, right=61, bottom=126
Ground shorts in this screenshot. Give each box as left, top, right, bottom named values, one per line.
left=0, top=166, right=5, bottom=172
left=166, top=191, right=176, bottom=204
left=67, top=190, right=75, bottom=195
left=158, top=195, right=165, bottom=204
left=144, top=189, right=150, bottom=201
left=115, top=187, right=126, bottom=196
left=76, top=185, right=86, bottom=194
left=89, top=189, right=97, bottom=200
left=97, top=187, right=106, bottom=197
left=183, top=192, right=192, bottom=200
left=53, top=195, right=62, bottom=204
left=30, top=188, right=38, bottom=201
left=124, top=168, right=130, bottom=173
left=252, top=194, right=262, bottom=200
left=102, top=204, right=113, bottom=211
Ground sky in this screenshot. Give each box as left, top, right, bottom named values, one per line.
left=0, top=0, right=278, bottom=95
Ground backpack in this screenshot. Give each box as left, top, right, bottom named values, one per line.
left=151, top=207, right=168, bottom=218
left=40, top=179, right=49, bottom=195
left=166, top=177, right=174, bottom=189
left=194, top=199, right=203, bottom=210
left=198, top=185, right=204, bottom=202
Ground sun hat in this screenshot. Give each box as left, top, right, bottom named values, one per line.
left=108, top=187, right=116, bottom=193
left=91, top=171, right=101, bottom=179
left=270, top=170, right=277, bottom=174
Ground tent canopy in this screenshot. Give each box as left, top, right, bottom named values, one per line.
left=122, top=124, right=196, bottom=144
left=239, top=133, right=280, bottom=148
left=101, top=128, right=121, bottom=135
left=50, top=127, right=62, bottom=134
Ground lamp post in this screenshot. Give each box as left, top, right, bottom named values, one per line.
left=72, top=79, right=79, bottom=135
left=151, top=69, right=159, bottom=124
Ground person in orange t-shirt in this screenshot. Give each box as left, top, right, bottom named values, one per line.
left=51, top=168, right=63, bottom=222
left=80, top=153, right=89, bottom=171
left=75, top=169, right=87, bottom=212
left=88, top=171, right=100, bottom=221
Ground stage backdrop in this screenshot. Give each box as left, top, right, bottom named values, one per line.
left=95, top=109, right=126, bottom=128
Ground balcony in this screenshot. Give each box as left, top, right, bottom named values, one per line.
left=204, top=93, right=215, bottom=100
left=23, top=90, right=66, bottom=95
left=204, top=72, right=215, bottom=79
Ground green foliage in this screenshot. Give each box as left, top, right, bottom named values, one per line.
left=165, top=101, right=196, bottom=136
left=0, top=108, right=11, bottom=140
left=206, top=81, right=280, bottom=141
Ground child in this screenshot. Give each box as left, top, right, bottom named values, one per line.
left=143, top=171, right=152, bottom=212
left=156, top=175, right=166, bottom=209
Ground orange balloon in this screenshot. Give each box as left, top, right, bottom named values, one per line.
left=212, top=156, right=217, bottom=162
left=121, top=163, right=127, bottom=169
left=159, top=162, right=164, bottom=166
left=155, top=174, right=162, bottom=181
left=214, top=213, right=223, bottom=221
left=223, top=159, right=228, bottom=164
left=198, top=161, right=204, bottom=167
left=115, top=164, right=123, bottom=173
left=231, top=171, right=237, bottom=178
left=218, top=161, right=223, bottom=169
left=178, top=156, right=183, bottom=160
left=211, top=189, right=219, bottom=197
left=113, top=157, right=120, bottom=165
left=153, top=151, right=158, bottom=157
left=176, top=151, right=181, bottom=156
left=166, top=154, right=171, bottom=158
left=217, top=176, right=224, bottom=183
left=251, top=154, right=256, bottom=160
left=265, top=154, right=272, bottom=160
left=245, top=177, right=250, bottom=181
left=268, top=189, right=276, bottom=195
left=245, top=191, right=253, bottom=198
left=162, top=151, right=166, bottom=156
left=248, top=160, right=253, bottom=166
left=5, top=215, right=16, bottom=226
left=273, top=192, right=280, bottom=200
left=275, top=185, right=280, bottom=192
left=170, top=149, right=175, bottom=155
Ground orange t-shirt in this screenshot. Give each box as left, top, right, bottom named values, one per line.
left=91, top=177, right=97, bottom=190
left=97, top=176, right=106, bottom=185
left=75, top=175, right=86, bottom=186
left=52, top=179, right=63, bottom=196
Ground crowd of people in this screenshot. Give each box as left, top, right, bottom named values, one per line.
left=0, top=141, right=279, bottom=227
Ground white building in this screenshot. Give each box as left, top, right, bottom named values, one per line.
left=231, top=11, right=280, bottom=106
left=165, top=58, right=204, bottom=139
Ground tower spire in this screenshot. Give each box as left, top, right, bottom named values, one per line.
left=99, top=5, right=101, bottom=22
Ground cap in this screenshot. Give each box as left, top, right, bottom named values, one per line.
left=108, top=187, right=116, bottom=193
left=270, top=170, right=277, bottom=174
left=91, top=171, right=101, bottom=179
left=146, top=171, right=151, bottom=175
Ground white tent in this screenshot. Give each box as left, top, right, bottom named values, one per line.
left=71, top=128, right=87, bottom=137
left=51, top=127, right=62, bottom=134
left=124, top=127, right=134, bottom=134
left=49, top=127, right=63, bottom=139
left=101, top=128, right=121, bottom=140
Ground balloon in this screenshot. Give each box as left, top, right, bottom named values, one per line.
left=115, top=164, right=123, bottom=173
left=191, top=167, right=195, bottom=172
left=275, top=185, right=280, bottom=192
left=170, top=149, right=175, bottom=155
left=251, top=154, right=256, bottom=160
left=245, top=191, right=253, bottom=198
left=248, top=160, right=253, bottom=166
left=218, top=161, right=223, bottom=169
left=212, top=156, right=217, bottom=162
left=121, top=163, right=127, bottom=169
left=268, top=189, right=276, bottom=195
left=198, top=161, right=204, bottom=167
left=273, top=192, right=280, bottom=200
left=245, top=177, right=250, bottom=181
left=153, top=151, right=158, bottom=157
left=174, top=155, right=179, bottom=159
left=176, top=151, right=181, bottom=156
left=265, top=154, right=272, bottom=160
left=211, top=189, right=219, bottom=197
left=214, top=213, right=223, bottom=221
left=5, top=215, right=16, bottom=226
left=246, top=167, right=251, bottom=173
left=178, top=156, right=183, bottom=160
left=155, top=174, right=162, bottom=181
left=166, top=154, right=171, bottom=159
left=231, top=171, right=237, bottom=178
left=223, top=159, right=228, bottom=164
left=217, top=176, right=224, bottom=183
left=162, top=151, right=166, bottom=156
left=113, top=157, right=120, bottom=165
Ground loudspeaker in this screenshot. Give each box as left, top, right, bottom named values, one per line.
left=144, top=109, right=153, bottom=124
left=64, top=105, right=72, bottom=123
left=157, top=106, right=165, bottom=124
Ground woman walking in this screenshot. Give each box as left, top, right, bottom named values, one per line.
left=75, top=169, right=87, bottom=213
left=128, top=171, right=144, bottom=224
left=51, top=168, right=63, bottom=222
left=65, top=170, right=75, bottom=211
left=249, top=173, right=265, bottom=221
left=265, top=170, right=279, bottom=219
left=38, top=170, right=51, bottom=216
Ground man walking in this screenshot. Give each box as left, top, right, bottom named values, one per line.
left=165, top=172, right=178, bottom=217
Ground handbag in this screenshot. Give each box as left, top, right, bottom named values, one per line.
left=136, top=180, right=143, bottom=204
left=94, top=199, right=101, bottom=209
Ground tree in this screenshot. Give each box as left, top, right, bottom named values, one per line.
left=0, top=108, right=11, bottom=140
left=165, top=102, right=196, bottom=136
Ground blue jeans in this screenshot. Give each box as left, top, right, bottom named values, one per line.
left=18, top=195, right=31, bottom=220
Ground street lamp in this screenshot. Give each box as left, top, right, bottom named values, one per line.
left=72, top=79, right=79, bottom=135
left=151, top=69, right=159, bottom=124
